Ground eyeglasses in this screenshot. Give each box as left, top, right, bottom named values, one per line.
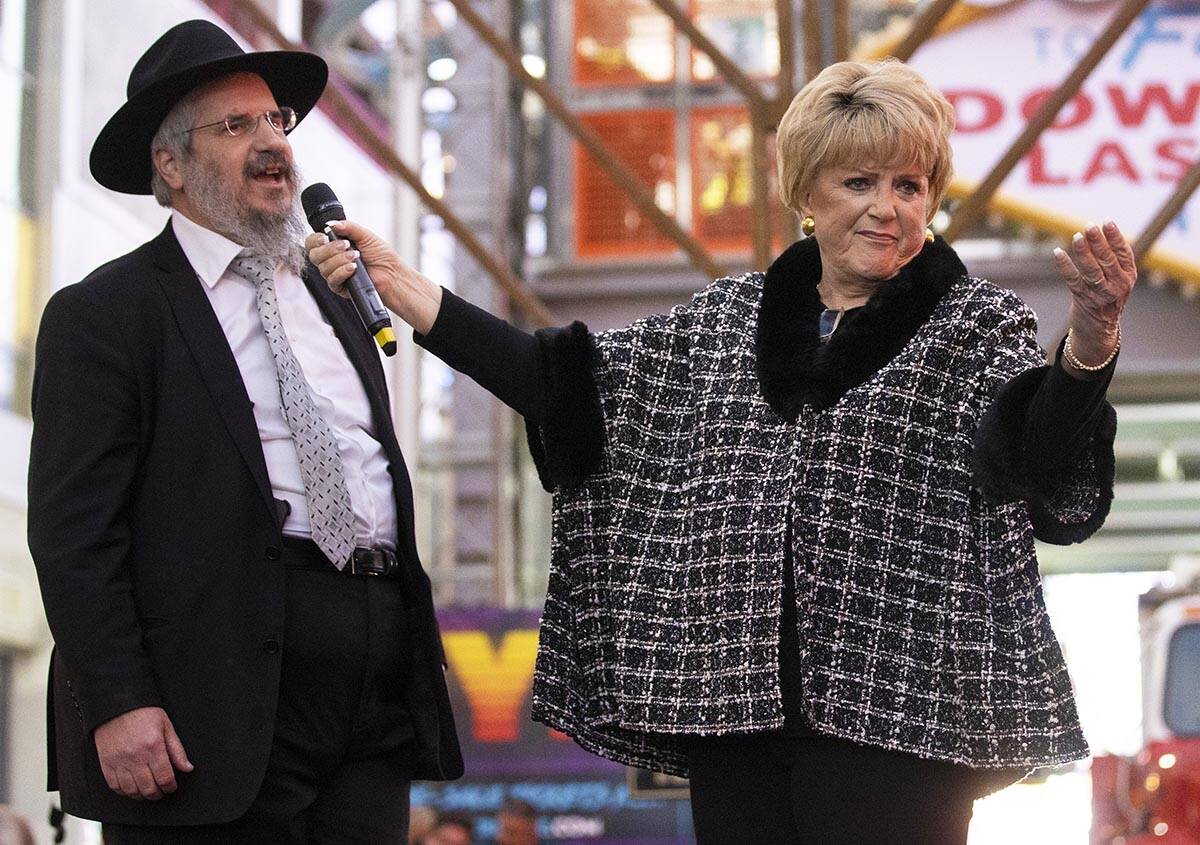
left=182, top=107, right=297, bottom=138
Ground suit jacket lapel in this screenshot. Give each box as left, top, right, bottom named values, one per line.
left=151, top=222, right=276, bottom=520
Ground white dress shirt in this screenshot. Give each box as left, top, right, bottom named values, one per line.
left=171, top=210, right=398, bottom=551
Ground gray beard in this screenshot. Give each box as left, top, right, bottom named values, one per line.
left=182, top=159, right=308, bottom=274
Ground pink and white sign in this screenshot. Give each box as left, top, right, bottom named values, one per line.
left=906, top=0, right=1198, bottom=283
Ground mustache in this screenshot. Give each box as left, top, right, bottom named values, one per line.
left=244, top=151, right=294, bottom=182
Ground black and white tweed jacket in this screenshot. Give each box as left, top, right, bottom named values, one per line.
left=525, top=237, right=1115, bottom=778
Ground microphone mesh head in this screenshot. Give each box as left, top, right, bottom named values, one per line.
left=301, top=183, right=344, bottom=231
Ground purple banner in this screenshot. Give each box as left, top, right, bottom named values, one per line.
left=410, top=608, right=693, bottom=844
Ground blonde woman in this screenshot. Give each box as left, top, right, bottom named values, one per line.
left=310, top=61, right=1135, bottom=843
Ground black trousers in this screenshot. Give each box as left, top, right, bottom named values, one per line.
left=687, top=732, right=981, bottom=845
left=105, top=540, right=417, bottom=844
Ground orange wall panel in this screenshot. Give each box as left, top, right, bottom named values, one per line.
left=575, top=109, right=678, bottom=259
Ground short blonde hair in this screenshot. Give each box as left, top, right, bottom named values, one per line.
left=776, top=60, right=955, bottom=223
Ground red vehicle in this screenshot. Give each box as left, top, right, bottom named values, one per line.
left=1091, top=578, right=1200, bottom=844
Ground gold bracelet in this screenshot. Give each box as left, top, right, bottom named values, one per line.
left=1063, top=324, right=1120, bottom=372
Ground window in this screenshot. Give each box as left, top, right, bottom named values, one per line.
left=575, top=109, right=677, bottom=258
left=573, top=0, right=674, bottom=87
left=570, top=0, right=786, bottom=262
left=690, top=105, right=781, bottom=253
left=690, top=0, right=779, bottom=82
left=1164, top=622, right=1200, bottom=737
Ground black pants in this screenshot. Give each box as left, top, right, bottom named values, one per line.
left=687, top=732, right=980, bottom=845
left=105, top=540, right=417, bottom=844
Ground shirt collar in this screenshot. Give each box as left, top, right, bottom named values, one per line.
left=170, top=210, right=249, bottom=289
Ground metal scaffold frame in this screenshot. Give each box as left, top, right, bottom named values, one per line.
left=231, top=0, right=1199, bottom=294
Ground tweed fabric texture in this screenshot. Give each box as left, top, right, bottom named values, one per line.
left=527, top=241, right=1109, bottom=777
left=230, top=252, right=356, bottom=568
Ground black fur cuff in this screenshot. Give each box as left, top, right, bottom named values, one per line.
left=973, top=366, right=1116, bottom=545
left=1028, top=403, right=1116, bottom=545
left=525, top=322, right=605, bottom=491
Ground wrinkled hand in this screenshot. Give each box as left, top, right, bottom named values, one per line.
left=1053, top=220, right=1137, bottom=364
left=94, top=706, right=193, bottom=800
left=304, top=220, right=442, bottom=334
left=305, top=220, right=402, bottom=300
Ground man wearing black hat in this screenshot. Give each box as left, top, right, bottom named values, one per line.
left=27, top=19, right=461, bottom=841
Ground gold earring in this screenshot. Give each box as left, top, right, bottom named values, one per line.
left=925, top=227, right=935, bottom=243
left=801, top=216, right=816, bottom=237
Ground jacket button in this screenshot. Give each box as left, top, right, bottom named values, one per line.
left=265, top=546, right=281, bottom=560
left=262, top=639, right=280, bottom=655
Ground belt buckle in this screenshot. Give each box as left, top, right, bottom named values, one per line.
left=350, top=548, right=396, bottom=577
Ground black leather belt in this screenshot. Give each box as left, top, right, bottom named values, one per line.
left=281, top=537, right=401, bottom=578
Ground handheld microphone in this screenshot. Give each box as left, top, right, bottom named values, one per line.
left=300, top=183, right=397, bottom=356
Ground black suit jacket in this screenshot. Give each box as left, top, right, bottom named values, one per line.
left=27, top=221, right=462, bottom=825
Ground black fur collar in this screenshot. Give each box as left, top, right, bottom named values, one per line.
left=755, top=235, right=966, bottom=420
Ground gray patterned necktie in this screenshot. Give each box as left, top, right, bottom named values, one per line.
left=230, top=251, right=357, bottom=569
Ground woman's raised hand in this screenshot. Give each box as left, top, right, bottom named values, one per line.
left=305, top=219, right=442, bottom=335
left=1052, top=220, right=1137, bottom=368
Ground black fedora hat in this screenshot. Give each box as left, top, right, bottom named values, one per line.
left=89, top=19, right=328, bottom=195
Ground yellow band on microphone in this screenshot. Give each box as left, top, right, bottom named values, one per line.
left=373, top=326, right=398, bottom=356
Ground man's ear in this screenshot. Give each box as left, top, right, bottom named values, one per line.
left=153, top=148, right=185, bottom=192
